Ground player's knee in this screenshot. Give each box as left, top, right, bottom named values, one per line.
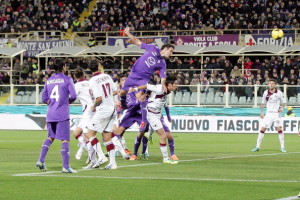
left=48, top=137, right=55, bottom=142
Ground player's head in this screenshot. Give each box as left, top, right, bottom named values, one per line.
left=268, top=78, right=277, bottom=90
left=52, top=59, right=66, bottom=73
left=74, top=68, right=85, bottom=80
left=160, top=44, right=175, bottom=59
left=89, top=60, right=102, bottom=73
left=166, top=76, right=178, bottom=91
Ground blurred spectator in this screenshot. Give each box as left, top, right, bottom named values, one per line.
left=245, top=81, right=254, bottom=102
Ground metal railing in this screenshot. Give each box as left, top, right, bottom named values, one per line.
left=0, top=84, right=299, bottom=107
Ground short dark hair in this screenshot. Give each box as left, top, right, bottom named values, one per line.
left=268, top=78, right=277, bottom=84
left=90, top=60, right=100, bottom=72
left=52, top=59, right=65, bottom=72
left=74, top=68, right=84, bottom=79
left=166, top=76, right=177, bottom=85
left=161, top=44, right=175, bottom=50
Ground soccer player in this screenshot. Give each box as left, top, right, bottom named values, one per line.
left=251, top=78, right=287, bottom=153
left=135, top=76, right=178, bottom=164
left=73, top=68, right=94, bottom=161
left=36, top=59, right=77, bottom=173
left=84, top=60, right=120, bottom=170
left=119, top=27, right=174, bottom=109
left=114, top=90, right=150, bottom=160
left=145, top=108, right=178, bottom=161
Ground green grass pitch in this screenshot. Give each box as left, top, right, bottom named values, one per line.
left=1, top=130, right=300, bottom=200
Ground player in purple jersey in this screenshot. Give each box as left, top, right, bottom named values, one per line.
left=36, top=59, right=77, bottom=173
left=119, top=27, right=175, bottom=109
left=112, top=90, right=150, bottom=158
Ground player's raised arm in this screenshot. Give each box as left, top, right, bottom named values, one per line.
left=124, top=27, right=142, bottom=47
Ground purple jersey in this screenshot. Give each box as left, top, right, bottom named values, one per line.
left=42, top=73, right=76, bottom=122
left=126, top=92, right=141, bottom=113
left=130, top=43, right=166, bottom=79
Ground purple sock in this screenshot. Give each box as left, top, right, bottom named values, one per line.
left=168, top=139, right=175, bottom=155
left=142, top=136, right=148, bottom=154
left=38, top=139, right=53, bottom=163
left=133, top=137, right=142, bottom=156
left=61, top=142, right=70, bottom=169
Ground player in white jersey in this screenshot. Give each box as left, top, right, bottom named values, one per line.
left=83, top=60, right=119, bottom=170
left=252, top=79, right=287, bottom=152
left=73, top=68, right=94, bottom=161
left=135, top=76, right=178, bottom=164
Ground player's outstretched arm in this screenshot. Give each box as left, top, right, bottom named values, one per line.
left=124, top=27, right=142, bottom=47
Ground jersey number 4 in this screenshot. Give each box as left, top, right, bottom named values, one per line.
left=102, top=83, right=111, bottom=98
left=50, top=85, right=60, bottom=101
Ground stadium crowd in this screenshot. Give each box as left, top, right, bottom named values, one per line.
left=83, top=0, right=299, bottom=33
left=1, top=55, right=300, bottom=100
left=0, top=0, right=90, bottom=33
left=0, top=0, right=298, bottom=33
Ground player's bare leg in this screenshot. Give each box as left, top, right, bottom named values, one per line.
left=276, top=127, right=286, bottom=152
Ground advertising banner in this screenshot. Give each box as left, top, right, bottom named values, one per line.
left=17, top=40, right=74, bottom=57
left=107, top=36, right=169, bottom=48
left=174, top=35, right=239, bottom=47
left=245, top=34, right=294, bottom=46
left=0, top=114, right=299, bottom=134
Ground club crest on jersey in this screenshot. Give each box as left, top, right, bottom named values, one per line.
left=145, top=56, right=156, bottom=67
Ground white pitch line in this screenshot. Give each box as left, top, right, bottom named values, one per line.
left=13, top=151, right=300, bottom=177
left=274, top=196, right=300, bottom=200
left=10, top=175, right=300, bottom=183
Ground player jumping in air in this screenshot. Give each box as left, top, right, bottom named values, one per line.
left=73, top=68, right=94, bottom=162
left=36, top=59, right=77, bottom=173
left=135, top=76, right=178, bottom=164
left=119, top=27, right=174, bottom=111
left=251, top=78, right=287, bottom=153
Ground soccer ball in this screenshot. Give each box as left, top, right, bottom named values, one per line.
left=271, top=29, right=284, bottom=40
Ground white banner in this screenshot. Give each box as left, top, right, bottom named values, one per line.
left=0, top=114, right=299, bottom=133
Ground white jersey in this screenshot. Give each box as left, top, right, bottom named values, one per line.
left=89, top=73, right=117, bottom=112
left=147, top=84, right=168, bottom=113
left=262, top=89, right=286, bottom=114
left=74, top=80, right=94, bottom=112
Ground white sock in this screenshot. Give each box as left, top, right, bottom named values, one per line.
left=78, top=135, right=87, bottom=150
left=87, top=142, right=97, bottom=164
left=160, top=144, right=169, bottom=160
left=105, top=142, right=116, bottom=166
left=111, top=136, right=127, bottom=157
left=278, top=133, right=285, bottom=148
left=90, top=137, right=106, bottom=160
left=121, top=137, right=128, bottom=149
left=256, top=132, right=265, bottom=148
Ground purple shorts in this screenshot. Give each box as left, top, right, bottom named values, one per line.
left=161, top=117, right=170, bottom=132
left=47, top=120, right=70, bottom=141
left=120, top=111, right=142, bottom=129
left=122, top=74, right=149, bottom=91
